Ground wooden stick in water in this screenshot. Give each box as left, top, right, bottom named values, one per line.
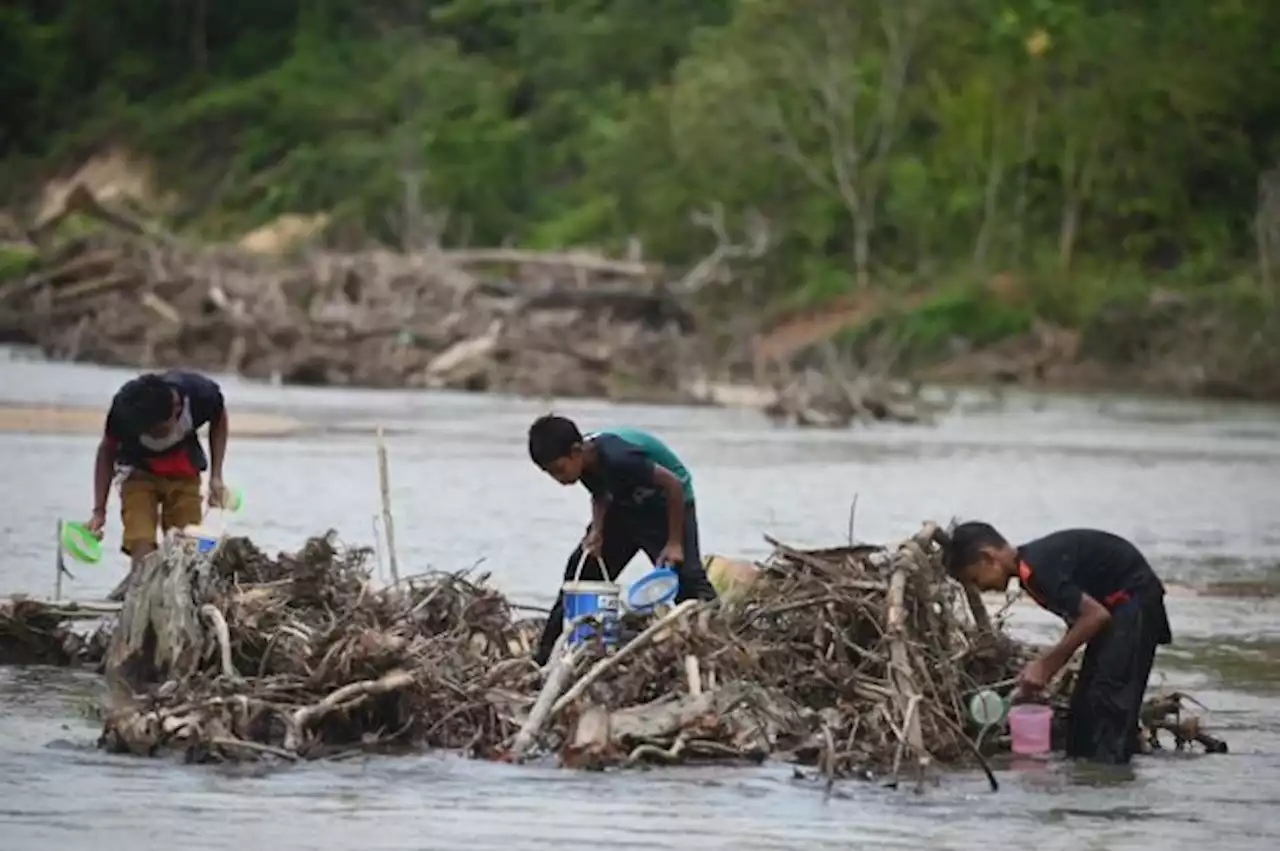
left=684, top=655, right=703, bottom=696
left=512, top=640, right=581, bottom=761
left=375, top=425, right=401, bottom=585
left=54, top=519, right=65, bottom=601
left=0, top=598, right=122, bottom=618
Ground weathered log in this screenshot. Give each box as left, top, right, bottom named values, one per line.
left=562, top=704, right=613, bottom=769
left=884, top=526, right=944, bottom=783
left=444, top=248, right=656, bottom=278
left=510, top=628, right=582, bottom=761
left=285, top=669, right=416, bottom=752
left=105, top=534, right=218, bottom=698
left=607, top=691, right=720, bottom=742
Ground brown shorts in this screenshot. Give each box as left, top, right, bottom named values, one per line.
left=120, top=472, right=203, bottom=555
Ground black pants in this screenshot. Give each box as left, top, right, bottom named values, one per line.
left=534, top=502, right=718, bottom=665
left=1067, top=596, right=1172, bottom=764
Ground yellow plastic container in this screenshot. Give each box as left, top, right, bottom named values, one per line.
left=704, top=554, right=759, bottom=601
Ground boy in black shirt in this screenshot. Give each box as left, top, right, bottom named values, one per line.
left=526, top=415, right=717, bottom=665
left=943, top=522, right=1172, bottom=764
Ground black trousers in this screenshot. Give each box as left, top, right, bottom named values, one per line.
left=534, top=502, right=718, bottom=665
left=1067, top=596, right=1172, bottom=764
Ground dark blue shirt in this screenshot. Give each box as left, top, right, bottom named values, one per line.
left=579, top=429, right=694, bottom=513
left=104, top=370, right=224, bottom=476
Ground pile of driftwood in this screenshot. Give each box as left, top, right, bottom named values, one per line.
left=96, top=533, right=543, bottom=761
left=85, top=524, right=1026, bottom=776
left=0, top=188, right=697, bottom=401
left=518, top=525, right=1026, bottom=785
left=763, top=368, right=933, bottom=427
left=0, top=524, right=1225, bottom=780
left=0, top=189, right=934, bottom=424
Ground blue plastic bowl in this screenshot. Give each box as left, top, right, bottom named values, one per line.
left=626, top=566, right=680, bottom=613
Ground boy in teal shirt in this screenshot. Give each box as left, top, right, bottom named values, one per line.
left=527, top=414, right=717, bottom=664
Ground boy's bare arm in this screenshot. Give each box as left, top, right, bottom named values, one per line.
left=90, top=439, right=117, bottom=532
left=651, top=464, right=687, bottom=562
left=207, top=408, right=229, bottom=504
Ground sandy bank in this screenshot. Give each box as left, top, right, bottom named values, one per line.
left=0, top=404, right=305, bottom=437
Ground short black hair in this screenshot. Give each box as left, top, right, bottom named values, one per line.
left=527, top=414, right=583, bottom=467
left=114, top=374, right=174, bottom=434
left=941, top=521, right=1008, bottom=577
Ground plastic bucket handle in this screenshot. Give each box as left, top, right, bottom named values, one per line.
left=572, top=550, right=605, bottom=582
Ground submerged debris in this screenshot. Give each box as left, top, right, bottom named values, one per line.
left=0, top=597, right=112, bottom=667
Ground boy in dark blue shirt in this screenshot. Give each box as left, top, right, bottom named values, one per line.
left=527, top=415, right=717, bottom=664
left=87, top=370, right=231, bottom=598
left=943, top=521, right=1172, bottom=764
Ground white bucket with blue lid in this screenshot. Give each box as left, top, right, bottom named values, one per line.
left=182, top=505, right=233, bottom=557
left=626, top=564, right=680, bottom=614
left=182, top=520, right=223, bottom=555
left=562, top=552, right=620, bottom=650
left=180, top=484, right=243, bottom=556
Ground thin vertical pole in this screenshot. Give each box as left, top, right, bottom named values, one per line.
left=375, top=425, right=401, bottom=585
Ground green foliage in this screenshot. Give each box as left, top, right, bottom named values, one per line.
left=834, top=283, right=1037, bottom=366
left=0, top=242, right=38, bottom=285
left=2, top=0, right=1279, bottom=355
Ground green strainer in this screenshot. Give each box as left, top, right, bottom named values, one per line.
left=60, top=521, right=103, bottom=564
left=222, top=486, right=244, bottom=512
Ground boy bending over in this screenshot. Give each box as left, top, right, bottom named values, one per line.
left=527, top=415, right=717, bottom=665
left=943, top=522, right=1172, bottom=764
left=87, top=370, right=231, bottom=599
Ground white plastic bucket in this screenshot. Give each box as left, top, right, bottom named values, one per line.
left=182, top=507, right=230, bottom=557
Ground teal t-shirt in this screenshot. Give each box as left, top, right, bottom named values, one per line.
left=583, top=427, right=695, bottom=507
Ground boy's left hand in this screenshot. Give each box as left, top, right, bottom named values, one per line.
left=658, top=541, right=684, bottom=567
left=207, top=477, right=226, bottom=508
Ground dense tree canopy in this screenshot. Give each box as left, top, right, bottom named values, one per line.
left=3, top=0, right=1278, bottom=336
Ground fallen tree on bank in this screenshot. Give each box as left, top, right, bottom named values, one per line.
left=1, top=525, right=1226, bottom=781
left=0, top=188, right=934, bottom=425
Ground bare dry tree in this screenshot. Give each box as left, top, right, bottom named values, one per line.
left=750, top=0, right=932, bottom=289
left=1055, top=120, right=1101, bottom=274
left=675, top=202, right=772, bottom=295
left=1257, top=163, right=1280, bottom=293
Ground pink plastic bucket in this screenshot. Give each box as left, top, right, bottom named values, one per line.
left=1008, top=704, right=1052, bottom=755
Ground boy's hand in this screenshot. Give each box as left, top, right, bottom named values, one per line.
left=86, top=509, right=106, bottom=540
left=658, top=541, right=684, bottom=567
left=207, top=477, right=226, bottom=509
left=582, top=526, right=603, bottom=557
left=1017, top=658, right=1052, bottom=694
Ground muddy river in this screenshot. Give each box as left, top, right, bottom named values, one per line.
left=2, top=351, right=1279, bottom=850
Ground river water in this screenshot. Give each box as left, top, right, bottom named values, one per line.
left=1, top=352, right=1279, bottom=850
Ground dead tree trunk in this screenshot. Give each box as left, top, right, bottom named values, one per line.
left=104, top=533, right=219, bottom=701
